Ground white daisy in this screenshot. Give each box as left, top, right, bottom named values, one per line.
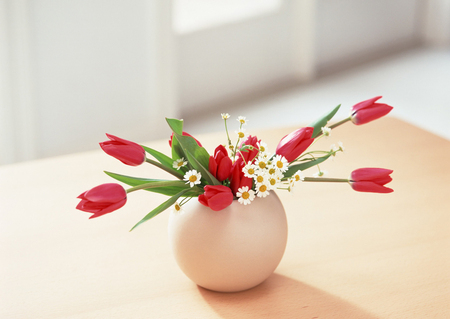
left=172, top=157, right=187, bottom=170
left=172, top=201, right=184, bottom=213
left=236, top=186, right=255, bottom=205
left=287, top=178, right=296, bottom=193
left=254, top=155, right=269, bottom=170
left=236, top=128, right=247, bottom=140
left=243, top=163, right=258, bottom=178
left=321, top=126, right=331, bottom=137
left=292, top=170, right=304, bottom=183
left=256, top=141, right=268, bottom=154
left=338, top=141, right=345, bottom=152
left=272, top=154, right=289, bottom=173
left=267, top=175, right=280, bottom=190
left=237, top=116, right=248, bottom=125
left=253, top=171, right=269, bottom=185
left=256, top=182, right=270, bottom=198
left=183, top=170, right=202, bottom=187
left=221, top=113, right=230, bottom=120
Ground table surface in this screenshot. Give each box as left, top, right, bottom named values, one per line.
left=1, top=117, right=449, bottom=318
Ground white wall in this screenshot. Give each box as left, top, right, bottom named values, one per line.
left=0, top=0, right=176, bottom=164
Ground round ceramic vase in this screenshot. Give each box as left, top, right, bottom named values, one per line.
left=168, top=191, right=288, bottom=292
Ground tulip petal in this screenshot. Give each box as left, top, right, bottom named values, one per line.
left=207, top=192, right=234, bottom=211
left=351, top=181, right=393, bottom=193
left=351, top=96, right=382, bottom=112
left=352, top=103, right=393, bottom=125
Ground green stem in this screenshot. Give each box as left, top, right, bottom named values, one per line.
left=303, top=177, right=349, bottom=183
left=145, top=158, right=184, bottom=180
left=314, top=116, right=352, bottom=138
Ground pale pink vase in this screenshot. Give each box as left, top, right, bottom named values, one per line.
left=168, top=191, right=288, bottom=292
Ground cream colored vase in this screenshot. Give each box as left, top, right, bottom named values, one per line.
left=168, top=192, right=288, bottom=292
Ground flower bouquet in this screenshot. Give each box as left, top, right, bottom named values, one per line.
left=76, top=96, right=394, bottom=291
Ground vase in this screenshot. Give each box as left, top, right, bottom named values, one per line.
left=168, top=191, right=288, bottom=292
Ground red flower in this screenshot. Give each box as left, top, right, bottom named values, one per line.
left=76, top=183, right=127, bottom=218
left=275, top=127, right=314, bottom=162
left=169, top=132, right=202, bottom=147
left=198, top=185, right=234, bottom=211
left=209, top=145, right=232, bottom=182
left=351, top=96, right=393, bottom=125
left=100, top=134, right=145, bottom=166
left=238, top=135, right=260, bottom=163
left=350, top=168, right=394, bottom=193
left=229, top=159, right=253, bottom=196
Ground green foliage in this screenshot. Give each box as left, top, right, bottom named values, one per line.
left=130, top=188, right=192, bottom=231
left=283, top=154, right=331, bottom=178
left=309, top=104, right=341, bottom=138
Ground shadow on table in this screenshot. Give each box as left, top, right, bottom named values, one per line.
left=198, top=273, right=378, bottom=318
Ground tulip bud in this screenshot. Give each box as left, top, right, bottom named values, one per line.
left=275, top=127, right=314, bottom=162
left=351, top=96, right=393, bottom=125
left=198, top=185, right=234, bottom=211
left=238, top=135, right=260, bottom=163
left=350, top=168, right=393, bottom=193
left=229, top=159, right=253, bottom=196
left=76, top=183, right=127, bottom=218
left=169, top=132, right=203, bottom=147
left=209, top=145, right=233, bottom=182
left=100, top=134, right=145, bottom=166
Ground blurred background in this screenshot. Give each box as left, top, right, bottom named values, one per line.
left=1, top=0, right=449, bottom=165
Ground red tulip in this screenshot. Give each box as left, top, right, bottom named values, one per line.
left=238, top=135, right=260, bottom=163
left=198, top=185, right=234, bottom=211
left=169, top=132, right=202, bottom=147
left=76, top=183, right=127, bottom=218
left=351, top=96, right=393, bottom=125
left=100, top=134, right=145, bottom=166
left=350, top=168, right=393, bottom=193
left=229, top=158, right=253, bottom=196
left=275, top=127, right=314, bottom=162
left=209, top=145, right=233, bottom=182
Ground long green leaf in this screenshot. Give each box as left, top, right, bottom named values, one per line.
left=130, top=188, right=191, bottom=231
left=141, top=145, right=185, bottom=179
left=283, top=154, right=331, bottom=178
left=166, top=118, right=183, bottom=135
left=309, top=104, right=341, bottom=138
left=104, top=171, right=202, bottom=197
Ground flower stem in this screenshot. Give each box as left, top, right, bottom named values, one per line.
left=329, top=116, right=352, bottom=130
left=303, top=177, right=349, bottom=183
left=145, top=158, right=184, bottom=179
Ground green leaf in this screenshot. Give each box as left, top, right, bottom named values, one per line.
left=283, top=154, right=331, bottom=178
left=130, top=188, right=191, bottom=231
left=141, top=145, right=185, bottom=179
left=309, top=104, right=341, bottom=138
left=104, top=171, right=202, bottom=197
left=166, top=118, right=183, bottom=135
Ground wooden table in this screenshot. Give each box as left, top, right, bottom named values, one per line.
left=1, top=117, right=449, bottom=318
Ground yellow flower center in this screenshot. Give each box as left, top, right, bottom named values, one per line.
left=242, top=192, right=250, bottom=199
left=268, top=168, right=275, bottom=175
left=259, top=185, right=267, bottom=192
left=276, top=161, right=283, bottom=168
left=177, top=161, right=184, bottom=167
left=238, top=132, right=245, bottom=138
left=256, top=175, right=264, bottom=183
left=174, top=203, right=181, bottom=211
left=240, top=119, right=245, bottom=124
left=258, top=161, right=266, bottom=169
left=270, top=179, right=276, bottom=186
left=248, top=168, right=255, bottom=175
left=189, top=175, right=197, bottom=182
left=259, top=146, right=265, bottom=152
left=295, top=175, right=300, bottom=181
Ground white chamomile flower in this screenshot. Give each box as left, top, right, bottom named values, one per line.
left=272, top=154, right=289, bottom=173
left=256, top=141, right=268, bottom=156
left=236, top=128, right=247, bottom=140
left=338, top=141, right=345, bottom=152
left=292, top=170, right=304, bottom=183
left=321, top=126, right=331, bottom=137
left=237, top=116, right=248, bottom=125
left=287, top=178, right=296, bottom=193
left=253, top=172, right=269, bottom=185
left=313, top=170, right=328, bottom=178
left=183, top=170, right=202, bottom=187
left=255, top=182, right=270, bottom=198
left=243, top=163, right=258, bottom=178
left=236, top=186, right=255, bottom=205
left=267, top=175, right=280, bottom=190
left=172, top=201, right=183, bottom=213
left=221, top=113, right=230, bottom=120
left=254, top=156, right=269, bottom=170
left=172, top=157, right=187, bottom=170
